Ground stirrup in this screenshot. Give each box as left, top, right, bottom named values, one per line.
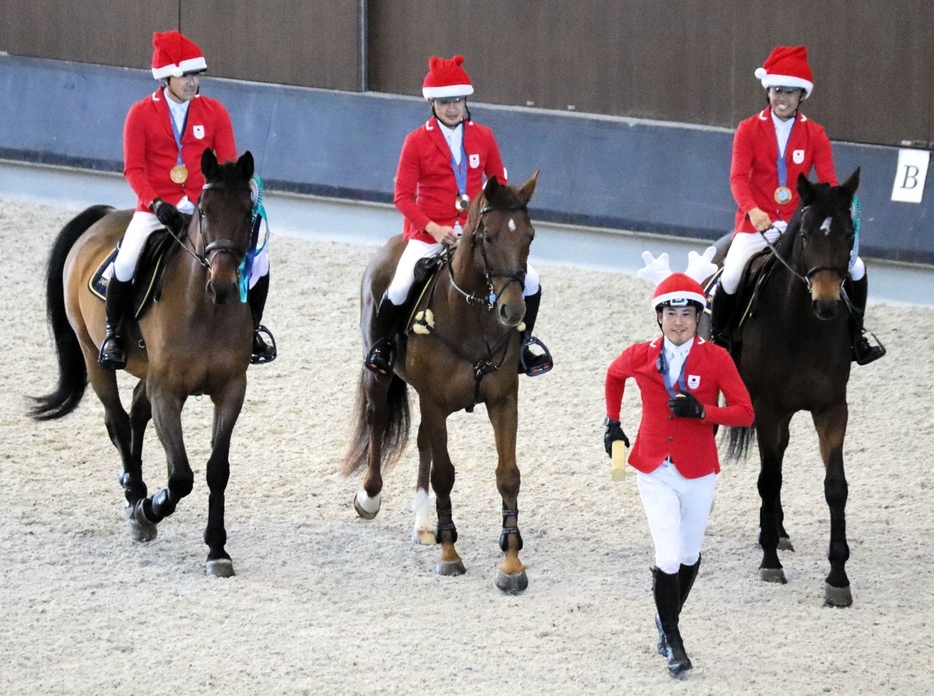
left=365, top=340, right=394, bottom=376
left=520, top=337, right=553, bottom=377
left=251, top=325, right=277, bottom=365
left=854, top=331, right=886, bottom=366
left=98, top=331, right=127, bottom=371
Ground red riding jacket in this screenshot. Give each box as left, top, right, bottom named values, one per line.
left=394, top=116, right=506, bottom=244
left=730, top=108, right=836, bottom=234
left=605, top=335, right=754, bottom=478
left=123, top=88, right=237, bottom=213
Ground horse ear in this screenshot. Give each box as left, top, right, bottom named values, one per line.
left=518, top=170, right=539, bottom=205
left=484, top=175, right=502, bottom=200
left=237, top=151, right=255, bottom=180
left=201, top=148, right=219, bottom=179
left=797, top=172, right=816, bottom=206
left=840, top=167, right=860, bottom=198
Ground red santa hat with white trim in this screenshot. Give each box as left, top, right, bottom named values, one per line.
left=637, top=247, right=717, bottom=310
left=754, top=45, right=814, bottom=98
left=422, top=55, right=475, bottom=100
left=151, top=30, right=207, bottom=80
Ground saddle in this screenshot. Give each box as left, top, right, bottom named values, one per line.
left=706, top=248, right=778, bottom=351
left=89, top=229, right=179, bottom=320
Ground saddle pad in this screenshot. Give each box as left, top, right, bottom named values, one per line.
left=88, top=244, right=169, bottom=320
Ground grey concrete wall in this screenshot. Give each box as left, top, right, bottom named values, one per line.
left=2, top=55, right=931, bottom=264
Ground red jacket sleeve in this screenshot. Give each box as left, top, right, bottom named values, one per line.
left=700, top=347, right=755, bottom=427
left=484, top=132, right=507, bottom=185
left=123, top=102, right=157, bottom=209
left=730, top=118, right=758, bottom=218
left=393, top=131, right=432, bottom=233
left=212, top=103, right=237, bottom=164
left=811, top=123, right=837, bottom=186
left=605, top=348, right=635, bottom=422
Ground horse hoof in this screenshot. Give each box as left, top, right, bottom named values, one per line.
left=206, top=559, right=235, bottom=578
left=494, top=569, right=529, bottom=594
left=125, top=503, right=157, bottom=542
left=777, top=537, right=795, bottom=551
left=412, top=529, right=436, bottom=545
left=353, top=491, right=381, bottom=520
left=435, top=559, right=466, bottom=576
left=757, top=567, right=787, bottom=584
left=824, top=583, right=853, bottom=607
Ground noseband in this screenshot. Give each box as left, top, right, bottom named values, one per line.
left=449, top=203, right=529, bottom=309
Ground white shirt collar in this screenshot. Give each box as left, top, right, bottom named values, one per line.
left=770, top=111, right=795, bottom=156
left=165, top=90, right=191, bottom=132
left=440, top=121, right=464, bottom=165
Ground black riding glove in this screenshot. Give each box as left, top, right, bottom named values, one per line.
left=669, top=391, right=705, bottom=419
left=151, top=197, right=185, bottom=231
left=603, top=419, right=630, bottom=457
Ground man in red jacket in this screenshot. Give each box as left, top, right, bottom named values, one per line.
left=604, top=271, right=753, bottom=677
left=365, top=55, right=552, bottom=377
left=99, top=30, right=275, bottom=369
left=710, top=45, right=884, bottom=365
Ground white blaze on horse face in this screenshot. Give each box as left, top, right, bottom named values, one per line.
left=821, top=217, right=833, bottom=235
left=508, top=218, right=516, bottom=231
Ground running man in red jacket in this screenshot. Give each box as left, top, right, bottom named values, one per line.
left=99, top=30, right=275, bottom=369
left=710, top=45, right=884, bottom=365
left=604, top=267, right=754, bottom=677
left=364, top=55, right=552, bottom=377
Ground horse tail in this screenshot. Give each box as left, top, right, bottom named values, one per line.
left=724, top=424, right=756, bottom=462
left=31, top=205, right=114, bottom=421
left=342, top=370, right=411, bottom=476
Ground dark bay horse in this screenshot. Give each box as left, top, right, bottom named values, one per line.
left=718, top=169, right=862, bottom=606
left=31, top=150, right=257, bottom=577
left=343, top=173, right=538, bottom=593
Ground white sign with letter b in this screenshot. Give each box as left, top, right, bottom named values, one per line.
left=891, top=148, right=930, bottom=203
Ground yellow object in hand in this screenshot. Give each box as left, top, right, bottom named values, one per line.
left=611, top=440, right=628, bottom=481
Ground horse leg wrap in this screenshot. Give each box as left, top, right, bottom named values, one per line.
left=119, top=471, right=148, bottom=501
left=435, top=521, right=458, bottom=544
left=499, top=526, right=523, bottom=552
left=152, top=488, right=176, bottom=518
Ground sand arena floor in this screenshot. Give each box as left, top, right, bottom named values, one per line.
left=1, top=197, right=932, bottom=695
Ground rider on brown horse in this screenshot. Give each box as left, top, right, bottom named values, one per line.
left=364, top=55, right=552, bottom=378
left=710, top=45, right=884, bottom=366
left=99, top=30, right=275, bottom=370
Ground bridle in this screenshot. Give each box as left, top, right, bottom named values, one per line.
left=447, top=202, right=529, bottom=310
left=758, top=205, right=853, bottom=292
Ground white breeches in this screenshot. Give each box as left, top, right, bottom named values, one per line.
left=386, top=238, right=540, bottom=306
left=636, top=460, right=717, bottom=574
left=113, top=207, right=270, bottom=289
left=720, top=225, right=865, bottom=295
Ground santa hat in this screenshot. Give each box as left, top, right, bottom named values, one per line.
left=422, top=55, right=474, bottom=100
left=151, top=30, right=207, bottom=80
left=754, top=45, right=813, bottom=98
left=638, top=247, right=716, bottom=310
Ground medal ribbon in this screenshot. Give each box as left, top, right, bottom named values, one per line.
left=657, top=346, right=688, bottom=398
left=449, top=139, right=468, bottom=199
left=775, top=116, right=796, bottom=193
left=170, top=103, right=189, bottom=169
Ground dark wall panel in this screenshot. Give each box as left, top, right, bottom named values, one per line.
left=181, top=1, right=360, bottom=90
left=0, top=1, right=175, bottom=67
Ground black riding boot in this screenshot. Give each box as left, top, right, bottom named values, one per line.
left=365, top=293, right=404, bottom=375
left=98, top=277, right=134, bottom=370
left=847, top=276, right=886, bottom=365
left=709, top=286, right=738, bottom=348
left=518, top=289, right=553, bottom=376
left=248, top=274, right=277, bottom=364
left=653, top=567, right=693, bottom=677
left=655, top=555, right=701, bottom=656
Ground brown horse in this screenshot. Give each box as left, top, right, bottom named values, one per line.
left=715, top=169, right=862, bottom=606
left=31, top=150, right=257, bottom=577
left=343, top=173, right=538, bottom=593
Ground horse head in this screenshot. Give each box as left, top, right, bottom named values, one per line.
left=788, top=168, right=860, bottom=320
left=457, top=172, right=539, bottom=327
left=197, top=149, right=255, bottom=304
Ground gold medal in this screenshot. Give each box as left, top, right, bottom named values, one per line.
left=170, top=165, right=188, bottom=184
left=455, top=193, right=470, bottom=213
left=774, top=186, right=792, bottom=204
